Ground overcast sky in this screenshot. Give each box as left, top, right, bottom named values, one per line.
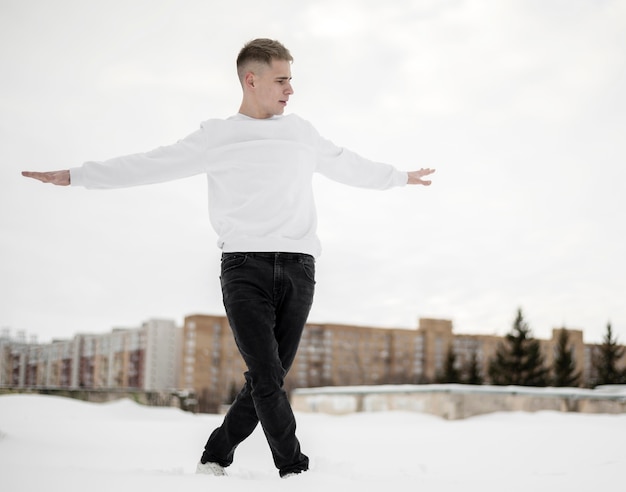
left=1, top=0, right=625, bottom=344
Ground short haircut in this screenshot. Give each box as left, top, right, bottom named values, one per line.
left=236, top=38, right=293, bottom=82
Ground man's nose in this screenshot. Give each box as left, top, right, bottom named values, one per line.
left=285, top=82, right=294, bottom=95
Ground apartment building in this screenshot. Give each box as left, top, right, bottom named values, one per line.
left=0, top=329, right=27, bottom=387
left=179, top=317, right=432, bottom=411
left=143, top=319, right=182, bottom=391
left=180, top=314, right=246, bottom=412
left=293, top=318, right=503, bottom=387
left=293, top=322, right=425, bottom=387
left=1, top=319, right=179, bottom=392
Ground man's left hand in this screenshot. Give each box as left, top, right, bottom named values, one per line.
left=407, top=168, right=435, bottom=186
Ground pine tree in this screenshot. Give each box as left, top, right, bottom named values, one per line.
left=488, top=308, right=550, bottom=386
left=552, top=329, right=581, bottom=387
left=592, top=323, right=626, bottom=386
left=463, top=350, right=484, bottom=385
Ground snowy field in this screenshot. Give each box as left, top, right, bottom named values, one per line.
left=0, top=394, right=623, bottom=492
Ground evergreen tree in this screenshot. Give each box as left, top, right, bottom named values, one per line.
left=488, top=308, right=550, bottom=386
left=438, top=344, right=461, bottom=383
left=463, top=350, right=484, bottom=385
left=552, top=329, right=581, bottom=387
left=592, top=322, right=626, bottom=386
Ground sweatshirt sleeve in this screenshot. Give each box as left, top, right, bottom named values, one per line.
left=70, top=124, right=209, bottom=189
left=311, top=125, right=408, bottom=190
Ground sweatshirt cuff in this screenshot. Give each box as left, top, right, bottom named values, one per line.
left=393, top=170, right=409, bottom=187
left=69, top=167, right=84, bottom=187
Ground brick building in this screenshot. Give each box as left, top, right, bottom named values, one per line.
left=180, top=314, right=246, bottom=412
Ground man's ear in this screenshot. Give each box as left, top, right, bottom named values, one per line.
left=244, top=71, right=256, bottom=89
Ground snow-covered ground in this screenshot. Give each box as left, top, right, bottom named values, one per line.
left=1, top=394, right=623, bottom=491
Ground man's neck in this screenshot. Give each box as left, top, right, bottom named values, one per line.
left=238, top=101, right=275, bottom=119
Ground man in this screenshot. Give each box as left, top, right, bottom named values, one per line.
left=22, top=38, right=435, bottom=478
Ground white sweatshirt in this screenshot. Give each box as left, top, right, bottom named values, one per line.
left=70, top=113, right=407, bottom=257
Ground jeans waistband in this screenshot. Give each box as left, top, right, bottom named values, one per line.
left=222, top=252, right=314, bottom=262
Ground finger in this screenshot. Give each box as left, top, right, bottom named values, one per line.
left=22, top=171, right=46, bottom=182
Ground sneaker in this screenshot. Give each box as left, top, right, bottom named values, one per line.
left=196, top=461, right=227, bottom=476
left=281, top=471, right=304, bottom=479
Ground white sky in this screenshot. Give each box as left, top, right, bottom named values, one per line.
left=1, top=0, right=625, bottom=344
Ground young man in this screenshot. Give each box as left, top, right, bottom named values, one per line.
left=22, top=38, right=435, bottom=478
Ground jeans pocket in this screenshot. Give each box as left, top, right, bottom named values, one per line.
left=301, top=258, right=316, bottom=284
left=221, top=253, right=247, bottom=274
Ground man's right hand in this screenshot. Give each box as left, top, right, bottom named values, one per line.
left=22, top=170, right=71, bottom=186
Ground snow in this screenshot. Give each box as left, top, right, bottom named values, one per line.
left=1, top=394, right=624, bottom=491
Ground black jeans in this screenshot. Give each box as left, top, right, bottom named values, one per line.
left=201, top=252, right=315, bottom=477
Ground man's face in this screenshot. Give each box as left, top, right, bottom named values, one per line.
left=250, top=59, right=294, bottom=118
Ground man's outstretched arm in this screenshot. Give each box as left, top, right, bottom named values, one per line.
left=22, top=167, right=435, bottom=188
left=22, top=170, right=71, bottom=186
left=407, top=168, right=435, bottom=186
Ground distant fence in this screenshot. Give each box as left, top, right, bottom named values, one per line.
left=291, top=384, right=626, bottom=420
left=0, top=387, right=198, bottom=412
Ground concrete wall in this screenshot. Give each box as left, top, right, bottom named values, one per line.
left=291, top=384, right=626, bottom=420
